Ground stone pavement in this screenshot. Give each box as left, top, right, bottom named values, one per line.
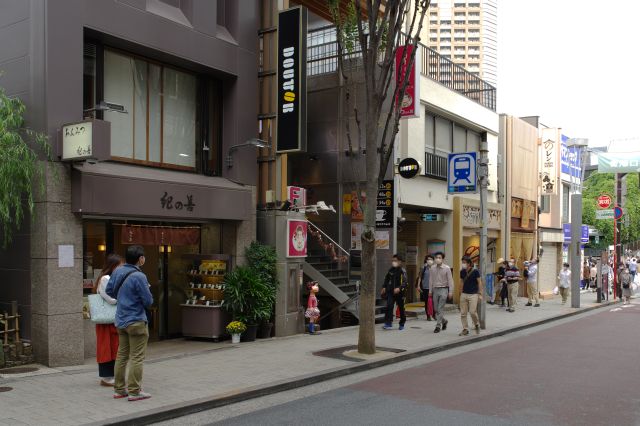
left=0, top=293, right=613, bottom=425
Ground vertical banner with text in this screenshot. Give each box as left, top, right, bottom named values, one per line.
left=539, top=138, right=558, bottom=195
left=395, top=45, right=420, bottom=119
left=277, top=7, right=307, bottom=153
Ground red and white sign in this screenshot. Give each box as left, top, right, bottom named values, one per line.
left=597, top=194, right=612, bottom=209
left=287, top=219, right=307, bottom=258
left=395, top=45, right=420, bottom=119
left=287, top=186, right=307, bottom=208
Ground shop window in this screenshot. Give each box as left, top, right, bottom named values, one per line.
left=83, top=220, right=108, bottom=295
left=540, top=195, right=551, bottom=213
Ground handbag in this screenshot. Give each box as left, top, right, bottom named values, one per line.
left=89, top=270, right=137, bottom=324
left=88, top=293, right=117, bottom=324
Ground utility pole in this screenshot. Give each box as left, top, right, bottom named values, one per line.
left=478, top=135, right=489, bottom=329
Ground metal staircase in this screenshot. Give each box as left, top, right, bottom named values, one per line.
left=304, top=221, right=387, bottom=325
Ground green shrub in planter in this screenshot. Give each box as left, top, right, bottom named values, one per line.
left=223, top=266, right=274, bottom=325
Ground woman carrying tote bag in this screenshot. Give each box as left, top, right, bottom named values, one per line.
left=93, top=254, right=124, bottom=387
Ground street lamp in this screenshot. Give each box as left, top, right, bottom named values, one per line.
left=226, top=138, right=271, bottom=168
left=566, top=138, right=589, bottom=308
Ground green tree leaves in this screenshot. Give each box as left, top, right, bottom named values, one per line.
left=0, top=85, right=52, bottom=247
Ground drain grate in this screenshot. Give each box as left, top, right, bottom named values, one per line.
left=0, top=367, right=39, bottom=374
left=0, top=387, right=13, bottom=392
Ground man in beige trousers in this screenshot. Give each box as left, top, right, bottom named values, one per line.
left=459, top=256, right=483, bottom=336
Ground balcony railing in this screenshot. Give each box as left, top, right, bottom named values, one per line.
left=424, top=152, right=448, bottom=180
left=306, top=26, right=497, bottom=111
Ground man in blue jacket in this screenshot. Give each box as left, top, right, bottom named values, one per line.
left=106, top=245, right=154, bottom=401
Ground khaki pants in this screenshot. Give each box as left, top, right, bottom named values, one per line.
left=460, top=293, right=479, bottom=330
left=527, top=281, right=539, bottom=305
left=507, top=282, right=519, bottom=311
left=559, top=287, right=570, bottom=303
left=114, top=321, right=149, bottom=395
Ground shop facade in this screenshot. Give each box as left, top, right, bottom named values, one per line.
left=0, top=0, right=259, bottom=366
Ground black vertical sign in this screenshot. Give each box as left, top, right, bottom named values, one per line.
left=277, top=7, right=307, bottom=153
left=376, top=180, right=394, bottom=228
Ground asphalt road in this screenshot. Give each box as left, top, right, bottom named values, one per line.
left=208, top=302, right=640, bottom=426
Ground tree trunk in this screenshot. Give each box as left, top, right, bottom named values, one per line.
left=358, top=95, right=382, bottom=354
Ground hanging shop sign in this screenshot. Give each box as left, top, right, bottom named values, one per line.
left=395, top=45, right=420, bottom=119
left=398, top=157, right=421, bottom=179
left=539, top=138, right=558, bottom=195
left=60, top=119, right=110, bottom=162
left=277, top=7, right=307, bottom=153
left=376, top=180, right=394, bottom=228
left=287, top=186, right=307, bottom=208
left=287, top=219, right=308, bottom=258
left=560, top=135, right=582, bottom=181
left=598, top=152, right=640, bottom=173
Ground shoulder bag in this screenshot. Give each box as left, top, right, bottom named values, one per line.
left=88, top=269, right=137, bottom=324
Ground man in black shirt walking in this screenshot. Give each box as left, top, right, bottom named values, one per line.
left=381, top=254, right=408, bottom=330
left=459, top=255, right=483, bottom=336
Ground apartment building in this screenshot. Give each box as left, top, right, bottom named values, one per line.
left=426, top=0, right=497, bottom=87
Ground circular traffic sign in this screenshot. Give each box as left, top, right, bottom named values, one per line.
left=614, top=206, right=624, bottom=220
left=597, top=194, right=612, bottom=209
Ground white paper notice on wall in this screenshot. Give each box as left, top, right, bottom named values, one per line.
left=58, top=245, right=74, bottom=268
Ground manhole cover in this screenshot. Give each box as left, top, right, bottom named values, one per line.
left=0, top=387, right=12, bottom=392
left=0, top=367, right=39, bottom=374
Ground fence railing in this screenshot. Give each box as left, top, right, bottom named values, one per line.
left=306, top=26, right=497, bottom=111
left=424, top=152, right=448, bottom=180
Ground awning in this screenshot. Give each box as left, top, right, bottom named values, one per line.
left=72, top=162, right=252, bottom=221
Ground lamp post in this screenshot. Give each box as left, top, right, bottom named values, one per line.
left=566, top=138, right=589, bottom=308
left=226, top=138, right=271, bottom=168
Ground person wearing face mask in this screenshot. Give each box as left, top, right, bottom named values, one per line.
left=381, top=254, right=408, bottom=330
left=416, top=254, right=435, bottom=321
left=429, top=252, right=454, bottom=333
left=619, top=267, right=632, bottom=305
left=558, top=262, right=571, bottom=305
left=504, top=258, right=521, bottom=313
left=106, top=245, right=154, bottom=401
left=459, top=256, right=483, bottom=336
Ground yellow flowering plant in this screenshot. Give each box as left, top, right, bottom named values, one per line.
left=226, top=321, right=247, bottom=335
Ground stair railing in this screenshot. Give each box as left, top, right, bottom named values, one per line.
left=306, top=220, right=350, bottom=260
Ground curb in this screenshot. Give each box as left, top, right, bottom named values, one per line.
left=102, top=300, right=618, bottom=426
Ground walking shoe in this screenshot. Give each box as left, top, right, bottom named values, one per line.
left=534, top=304, right=540, bottom=307
left=426, top=316, right=433, bottom=321
left=399, top=325, right=405, bottom=331
left=474, top=324, right=480, bottom=335
left=434, top=326, right=441, bottom=333
left=383, top=324, right=393, bottom=330
left=525, top=303, right=532, bottom=307
left=459, top=329, right=469, bottom=336
left=100, top=378, right=115, bottom=387
left=128, top=391, right=152, bottom=402
left=509, top=309, right=515, bottom=313
left=113, top=392, right=128, bottom=399
left=442, top=319, right=448, bottom=330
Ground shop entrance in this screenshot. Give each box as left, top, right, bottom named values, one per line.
left=83, top=220, right=207, bottom=340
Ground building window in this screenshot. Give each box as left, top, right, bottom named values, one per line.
left=104, top=49, right=197, bottom=169
left=562, top=184, right=570, bottom=223
left=540, top=195, right=551, bottom=214
left=83, top=42, right=223, bottom=176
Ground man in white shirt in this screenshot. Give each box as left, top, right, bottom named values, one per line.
left=524, top=260, right=540, bottom=307
left=558, top=262, right=571, bottom=304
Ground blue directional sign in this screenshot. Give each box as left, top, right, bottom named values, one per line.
left=447, top=152, right=477, bottom=193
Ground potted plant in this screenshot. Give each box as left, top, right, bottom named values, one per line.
left=226, top=321, right=246, bottom=344
left=223, top=266, right=274, bottom=342
left=245, top=242, right=279, bottom=338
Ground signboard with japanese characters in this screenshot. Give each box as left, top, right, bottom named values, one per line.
left=376, top=180, right=394, bottom=228
left=395, top=45, right=420, bottom=119
left=62, top=121, right=94, bottom=161
left=540, top=138, right=558, bottom=195
left=287, top=186, right=307, bottom=209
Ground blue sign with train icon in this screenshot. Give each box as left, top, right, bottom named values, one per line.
left=447, top=152, right=477, bottom=193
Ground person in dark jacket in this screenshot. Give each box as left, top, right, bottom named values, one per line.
left=381, top=254, right=408, bottom=330
left=415, top=254, right=435, bottom=320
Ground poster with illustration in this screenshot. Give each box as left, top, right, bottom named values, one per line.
left=287, top=219, right=308, bottom=258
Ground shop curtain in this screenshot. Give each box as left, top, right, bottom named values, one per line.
left=121, top=225, right=200, bottom=246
